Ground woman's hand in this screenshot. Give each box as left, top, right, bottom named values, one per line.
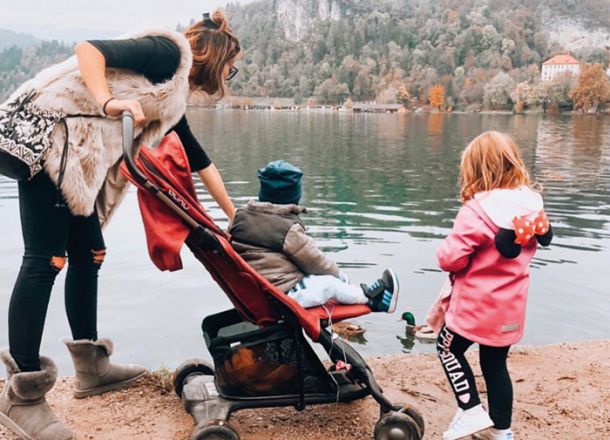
left=103, top=99, right=146, bottom=125
left=74, top=42, right=146, bottom=125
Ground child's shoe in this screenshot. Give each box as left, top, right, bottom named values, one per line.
left=442, top=404, right=494, bottom=440
left=474, top=427, right=514, bottom=440
left=361, top=268, right=399, bottom=313
left=448, top=408, right=464, bottom=428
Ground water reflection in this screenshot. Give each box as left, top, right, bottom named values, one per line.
left=1, top=112, right=609, bottom=372
left=535, top=116, right=610, bottom=244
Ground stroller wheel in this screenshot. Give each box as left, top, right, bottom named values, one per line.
left=173, top=359, right=215, bottom=397
left=374, top=411, right=422, bottom=440
left=390, top=404, right=425, bottom=437
left=192, top=423, right=240, bottom=440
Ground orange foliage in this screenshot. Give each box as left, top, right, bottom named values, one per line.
left=572, top=64, right=610, bottom=113
left=429, top=84, right=446, bottom=110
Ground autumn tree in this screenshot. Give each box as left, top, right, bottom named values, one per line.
left=483, top=72, right=515, bottom=110
left=541, top=72, right=577, bottom=112
left=511, top=82, right=533, bottom=113
left=398, top=85, right=411, bottom=107
left=429, top=84, right=445, bottom=110
left=572, top=63, right=610, bottom=113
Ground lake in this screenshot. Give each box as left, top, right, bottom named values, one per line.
left=1, top=111, right=609, bottom=373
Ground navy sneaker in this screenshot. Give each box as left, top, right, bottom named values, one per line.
left=361, top=268, right=399, bottom=313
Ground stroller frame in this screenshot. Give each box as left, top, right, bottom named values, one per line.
left=120, top=114, right=424, bottom=440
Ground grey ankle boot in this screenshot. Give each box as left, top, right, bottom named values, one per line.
left=64, top=338, right=147, bottom=399
left=0, top=350, right=72, bottom=440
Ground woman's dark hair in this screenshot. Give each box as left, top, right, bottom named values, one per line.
left=184, top=9, right=240, bottom=98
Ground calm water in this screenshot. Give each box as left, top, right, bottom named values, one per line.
left=1, top=111, right=609, bottom=373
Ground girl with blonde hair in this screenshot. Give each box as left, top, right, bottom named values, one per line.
left=435, top=131, right=553, bottom=440
left=0, top=10, right=239, bottom=440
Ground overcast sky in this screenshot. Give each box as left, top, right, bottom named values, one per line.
left=0, top=0, right=255, bottom=40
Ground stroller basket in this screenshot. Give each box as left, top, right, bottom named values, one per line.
left=203, top=309, right=334, bottom=398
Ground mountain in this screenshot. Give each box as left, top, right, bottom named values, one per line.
left=0, top=35, right=73, bottom=102
left=1, top=0, right=609, bottom=108
left=224, top=0, right=610, bottom=107
left=0, top=29, right=39, bottom=50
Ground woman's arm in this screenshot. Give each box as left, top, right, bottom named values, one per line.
left=197, top=165, right=236, bottom=221
left=74, top=41, right=145, bottom=123
left=170, top=116, right=235, bottom=221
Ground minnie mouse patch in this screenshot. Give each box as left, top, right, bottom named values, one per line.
left=513, top=211, right=550, bottom=245
left=495, top=210, right=552, bottom=259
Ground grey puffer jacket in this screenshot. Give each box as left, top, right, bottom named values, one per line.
left=229, top=200, right=340, bottom=292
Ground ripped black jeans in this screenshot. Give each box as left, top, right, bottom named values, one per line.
left=9, top=172, right=106, bottom=371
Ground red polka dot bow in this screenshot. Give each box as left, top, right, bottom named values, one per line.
left=512, top=210, right=550, bottom=245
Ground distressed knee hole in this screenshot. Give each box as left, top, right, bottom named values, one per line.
left=50, top=256, right=67, bottom=272
left=92, top=248, right=107, bottom=266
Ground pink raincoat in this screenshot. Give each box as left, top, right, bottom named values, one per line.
left=436, top=187, right=546, bottom=347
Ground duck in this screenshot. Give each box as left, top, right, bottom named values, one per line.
left=331, top=321, right=366, bottom=337
left=400, top=311, right=421, bottom=335
left=399, top=311, right=438, bottom=342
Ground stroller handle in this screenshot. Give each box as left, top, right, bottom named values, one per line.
left=120, top=111, right=213, bottom=234
left=122, top=111, right=149, bottom=187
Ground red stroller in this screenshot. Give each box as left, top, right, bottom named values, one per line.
left=119, top=114, right=424, bottom=440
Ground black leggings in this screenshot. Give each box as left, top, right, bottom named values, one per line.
left=436, top=325, right=513, bottom=429
left=8, top=172, right=105, bottom=372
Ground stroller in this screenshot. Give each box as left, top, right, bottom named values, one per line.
left=119, top=114, right=425, bottom=440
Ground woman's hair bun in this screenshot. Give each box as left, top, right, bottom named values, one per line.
left=211, top=9, right=229, bottom=32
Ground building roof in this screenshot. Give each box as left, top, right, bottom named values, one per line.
left=543, top=54, right=580, bottom=65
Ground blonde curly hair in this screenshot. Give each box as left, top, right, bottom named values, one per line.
left=459, top=131, right=535, bottom=202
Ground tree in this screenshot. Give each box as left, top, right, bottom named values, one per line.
left=481, top=25, right=499, bottom=50
left=314, top=76, right=350, bottom=104
left=572, top=63, right=610, bottom=113
left=483, top=72, right=515, bottom=110
left=398, top=84, right=411, bottom=107
left=536, top=72, right=577, bottom=113
left=511, top=82, right=532, bottom=113
left=429, top=84, right=445, bottom=110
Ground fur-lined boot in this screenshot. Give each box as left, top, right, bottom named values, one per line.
left=0, top=350, right=72, bottom=440
left=64, top=338, right=147, bottom=399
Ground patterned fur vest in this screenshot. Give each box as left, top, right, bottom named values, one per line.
left=4, top=29, right=193, bottom=226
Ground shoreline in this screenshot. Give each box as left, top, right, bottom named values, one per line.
left=185, top=105, right=607, bottom=116
left=1, top=339, right=608, bottom=439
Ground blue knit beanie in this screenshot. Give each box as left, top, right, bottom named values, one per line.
left=257, top=160, right=303, bottom=205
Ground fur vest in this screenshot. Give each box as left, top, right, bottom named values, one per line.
left=6, top=29, right=193, bottom=226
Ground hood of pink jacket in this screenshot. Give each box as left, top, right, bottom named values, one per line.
left=474, top=186, right=543, bottom=229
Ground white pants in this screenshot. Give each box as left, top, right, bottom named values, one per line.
left=287, top=275, right=368, bottom=309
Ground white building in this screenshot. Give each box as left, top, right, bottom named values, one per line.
left=541, top=54, right=580, bottom=81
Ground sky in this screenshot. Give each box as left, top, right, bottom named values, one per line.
left=0, top=0, right=256, bottom=41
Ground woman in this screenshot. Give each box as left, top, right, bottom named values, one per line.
left=0, top=10, right=239, bottom=440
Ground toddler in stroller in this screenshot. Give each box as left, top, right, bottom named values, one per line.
left=230, top=160, right=399, bottom=313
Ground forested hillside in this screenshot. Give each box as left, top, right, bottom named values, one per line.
left=2, top=0, right=609, bottom=109
left=224, top=0, right=610, bottom=109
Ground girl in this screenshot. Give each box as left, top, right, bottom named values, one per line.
left=0, top=10, right=239, bottom=440
left=435, top=131, right=552, bottom=440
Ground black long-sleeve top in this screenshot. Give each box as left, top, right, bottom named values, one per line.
left=88, top=36, right=211, bottom=171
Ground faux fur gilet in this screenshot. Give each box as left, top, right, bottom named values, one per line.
left=5, top=29, right=193, bottom=226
